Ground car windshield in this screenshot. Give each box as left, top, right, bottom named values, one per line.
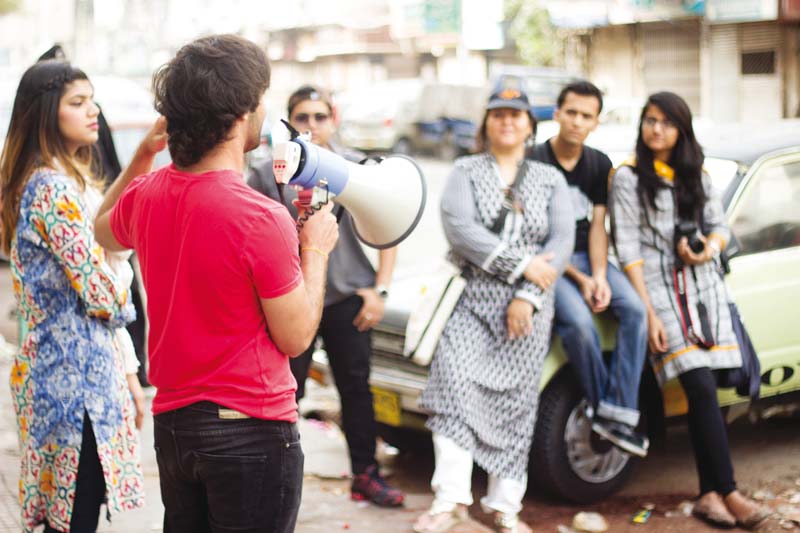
left=705, top=157, right=741, bottom=199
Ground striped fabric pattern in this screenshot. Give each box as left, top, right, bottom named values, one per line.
left=609, top=165, right=741, bottom=385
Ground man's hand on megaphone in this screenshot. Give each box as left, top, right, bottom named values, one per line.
left=296, top=200, right=339, bottom=257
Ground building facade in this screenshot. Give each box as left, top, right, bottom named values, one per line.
left=554, top=0, right=800, bottom=121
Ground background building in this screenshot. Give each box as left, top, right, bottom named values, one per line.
left=550, top=0, right=800, bottom=121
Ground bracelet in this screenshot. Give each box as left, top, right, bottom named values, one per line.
left=300, top=246, right=328, bottom=260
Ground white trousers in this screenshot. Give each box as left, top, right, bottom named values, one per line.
left=430, top=433, right=527, bottom=515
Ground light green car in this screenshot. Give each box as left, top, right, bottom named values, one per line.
left=313, top=121, right=800, bottom=503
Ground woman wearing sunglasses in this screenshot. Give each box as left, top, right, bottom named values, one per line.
left=609, top=91, right=770, bottom=530
left=247, top=85, right=404, bottom=507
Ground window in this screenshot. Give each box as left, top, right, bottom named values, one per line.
left=741, top=51, right=776, bottom=75
left=731, top=157, right=800, bottom=255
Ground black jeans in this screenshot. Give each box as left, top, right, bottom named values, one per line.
left=44, top=412, right=105, bottom=533
left=679, top=367, right=737, bottom=497
left=153, top=401, right=303, bottom=533
left=290, top=295, right=377, bottom=475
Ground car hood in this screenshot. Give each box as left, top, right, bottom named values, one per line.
left=379, top=273, right=429, bottom=333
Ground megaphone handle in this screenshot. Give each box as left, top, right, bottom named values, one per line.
left=295, top=186, right=332, bottom=232
left=277, top=183, right=287, bottom=214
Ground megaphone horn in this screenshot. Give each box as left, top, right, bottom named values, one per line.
left=338, top=155, right=427, bottom=249
left=272, top=137, right=427, bottom=249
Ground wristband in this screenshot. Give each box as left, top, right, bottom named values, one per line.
left=300, top=246, right=328, bottom=260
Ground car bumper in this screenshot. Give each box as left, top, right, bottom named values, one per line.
left=310, top=350, right=430, bottom=430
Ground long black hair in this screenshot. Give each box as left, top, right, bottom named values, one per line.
left=635, top=92, right=706, bottom=221
left=0, top=60, right=95, bottom=254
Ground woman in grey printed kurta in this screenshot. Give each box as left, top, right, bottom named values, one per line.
left=414, top=85, right=574, bottom=533
left=609, top=92, right=769, bottom=531
left=611, top=163, right=740, bottom=383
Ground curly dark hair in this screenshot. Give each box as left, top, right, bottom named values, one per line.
left=152, top=34, right=270, bottom=167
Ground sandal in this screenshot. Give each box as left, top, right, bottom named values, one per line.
left=692, top=505, right=736, bottom=529
left=412, top=500, right=468, bottom=533
left=495, top=512, right=533, bottom=533
left=736, top=507, right=772, bottom=531
left=723, top=491, right=772, bottom=531
left=692, top=501, right=736, bottom=529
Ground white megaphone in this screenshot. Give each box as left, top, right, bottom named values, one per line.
left=272, top=125, right=426, bottom=249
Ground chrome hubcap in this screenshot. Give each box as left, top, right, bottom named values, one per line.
left=564, top=401, right=631, bottom=483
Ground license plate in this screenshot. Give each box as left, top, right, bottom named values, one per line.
left=371, top=387, right=402, bottom=427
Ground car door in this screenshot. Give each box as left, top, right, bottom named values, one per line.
left=721, top=149, right=800, bottom=404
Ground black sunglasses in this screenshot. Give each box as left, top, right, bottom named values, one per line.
left=293, top=112, right=330, bottom=125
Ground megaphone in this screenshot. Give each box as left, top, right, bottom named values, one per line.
left=272, top=129, right=426, bottom=249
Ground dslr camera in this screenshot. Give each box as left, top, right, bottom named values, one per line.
left=674, top=221, right=705, bottom=255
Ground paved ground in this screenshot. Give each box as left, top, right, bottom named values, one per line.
left=0, top=258, right=493, bottom=533
left=0, top=157, right=799, bottom=532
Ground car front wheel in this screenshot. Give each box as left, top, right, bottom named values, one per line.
left=530, top=369, right=637, bottom=503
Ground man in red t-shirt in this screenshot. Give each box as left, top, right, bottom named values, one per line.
left=95, top=35, right=338, bottom=533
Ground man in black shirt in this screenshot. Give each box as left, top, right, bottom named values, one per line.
left=248, top=85, right=404, bottom=507
left=529, top=81, right=649, bottom=457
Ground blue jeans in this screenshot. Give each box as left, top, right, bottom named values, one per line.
left=154, top=401, right=303, bottom=533
left=554, top=252, right=648, bottom=427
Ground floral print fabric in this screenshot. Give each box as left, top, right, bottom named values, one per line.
left=9, top=168, right=144, bottom=532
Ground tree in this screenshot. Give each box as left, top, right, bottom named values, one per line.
left=505, top=0, right=563, bottom=67
left=0, top=0, right=21, bottom=15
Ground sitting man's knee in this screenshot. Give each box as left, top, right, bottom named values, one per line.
left=620, top=295, right=647, bottom=323
left=563, top=312, right=595, bottom=335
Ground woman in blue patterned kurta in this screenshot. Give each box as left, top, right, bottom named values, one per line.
left=1, top=60, right=151, bottom=532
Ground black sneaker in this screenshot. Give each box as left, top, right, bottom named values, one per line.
left=351, top=465, right=405, bottom=507
left=591, top=418, right=649, bottom=458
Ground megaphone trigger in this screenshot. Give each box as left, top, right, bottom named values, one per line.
left=294, top=185, right=333, bottom=231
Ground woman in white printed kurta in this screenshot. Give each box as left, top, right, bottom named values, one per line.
left=415, top=85, right=574, bottom=533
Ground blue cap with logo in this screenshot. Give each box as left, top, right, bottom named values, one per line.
left=486, top=76, right=531, bottom=111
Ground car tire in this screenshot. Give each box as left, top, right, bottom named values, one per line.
left=530, top=368, right=637, bottom=504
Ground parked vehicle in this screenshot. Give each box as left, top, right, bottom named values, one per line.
left=337, top=80, right=487, bottom=158
left=490, top=66, right=580, bottom=121
left=310, top=120, right=800, bottom=503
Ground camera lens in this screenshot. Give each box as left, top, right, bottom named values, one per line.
left=689, top=236, right=705, bottom=254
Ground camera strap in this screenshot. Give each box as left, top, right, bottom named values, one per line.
left=669, top=189, right=716, bottom=350
left=490, top=160, right=528, bottom=235
left=672, top=266, right=715, bottom=350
